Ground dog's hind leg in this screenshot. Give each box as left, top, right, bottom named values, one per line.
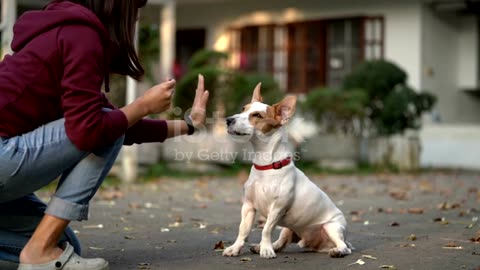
left=250, top=227, right=297, bottom=254
left=323, top=222, right=352, bottom=258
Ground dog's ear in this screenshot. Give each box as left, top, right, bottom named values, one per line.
left=273, top=95, right=297, bottom=125
left=251, top=83, right=263, bottom=103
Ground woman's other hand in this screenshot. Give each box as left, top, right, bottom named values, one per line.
left=141, top=79, right=176, bottom=115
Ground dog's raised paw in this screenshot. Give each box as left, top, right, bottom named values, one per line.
left=260, top=246, right=276, bottom=259
left=249, top=244, right=260, bottom=254
left=223, top=245, right=241, bottom=257
left=328, top=247, right=351, bottom=258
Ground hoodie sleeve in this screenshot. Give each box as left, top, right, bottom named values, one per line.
left=58, top=25, right=128, bottom=151
left=101, top=94, right=169, bottom=145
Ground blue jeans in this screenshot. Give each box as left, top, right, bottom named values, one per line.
left=0, top=117, right=124, bottom=263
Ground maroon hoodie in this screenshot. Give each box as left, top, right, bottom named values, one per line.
left=0, top=1, right=168, bottom=151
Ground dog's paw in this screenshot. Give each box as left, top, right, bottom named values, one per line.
left=260, top=245, right=276, bottom=259
left=223, top=245, right=241, bottom=257
left=249, top=244, right=260, bottom=254
left=328, top=247, right=351, bottom=258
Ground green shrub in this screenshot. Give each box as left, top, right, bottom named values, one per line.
left=222, top=72, right=282, bottom=116
left=342, top=60, right=436, bottom=135
left=301, top=88, right=368, bottom=134
left=173, top=49, right=283, bottom=120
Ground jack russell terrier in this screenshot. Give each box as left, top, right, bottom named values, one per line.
left=222, top=84, right=353, bottom=259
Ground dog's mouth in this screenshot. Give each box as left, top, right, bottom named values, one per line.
left=227, top=129, right=250, bottom=136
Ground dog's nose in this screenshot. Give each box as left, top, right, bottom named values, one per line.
left=226, top=117, right=235, bottom=126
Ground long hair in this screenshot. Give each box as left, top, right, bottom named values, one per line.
left=51, top=0, right=147, bottom=80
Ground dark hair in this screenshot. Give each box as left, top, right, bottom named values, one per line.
left=52, top=0, right=147, bottom=80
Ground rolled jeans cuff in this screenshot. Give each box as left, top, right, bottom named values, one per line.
left=45, top=196, right=89, bottom=221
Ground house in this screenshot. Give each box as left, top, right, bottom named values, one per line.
left=2, top=0, right=480, bottom=170
left=170, top=0, right=480, bottom=170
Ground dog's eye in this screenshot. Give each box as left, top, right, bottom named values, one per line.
left=242, top=106, right=246, bottom=112
left=252, top=113, right=263, bottom=118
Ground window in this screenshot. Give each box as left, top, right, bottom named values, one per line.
left=228, top=16, right=384, bottom=92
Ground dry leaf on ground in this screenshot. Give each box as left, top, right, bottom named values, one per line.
left=442, top=242, right=463, bottom=249
left=214, top=241, right=225, bottom=250
left=408, top=208, right=424, bottom=214
left=348, top=259, right=366, bottom=266
left=379, top=265, right=396, bottom=269
left=470, top=231, right=480, bottom=243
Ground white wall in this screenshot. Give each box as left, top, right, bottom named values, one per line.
left=420, top=125, right=480, bottom=170
left=421, top=6, right=480, bottom=123
left=177, top=0, right=423, bottom=89
left=457, top=16, right=478, bottom=90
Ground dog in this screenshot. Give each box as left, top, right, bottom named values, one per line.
left=222, top=83, right=353, bottom=259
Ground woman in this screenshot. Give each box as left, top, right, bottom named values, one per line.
left=0, top=0, right=209, bottom=269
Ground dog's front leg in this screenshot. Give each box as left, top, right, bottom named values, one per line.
left=258, top=204, right=285, bottom=259
left=223, top=202, right=256, bottom=257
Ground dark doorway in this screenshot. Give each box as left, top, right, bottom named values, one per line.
left=175, top=28, right=206, bottom=78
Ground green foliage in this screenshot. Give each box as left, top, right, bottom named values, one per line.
left=301, top=88, right=368, bottom=133
left=174, top=65, right=223, bottom=115
left=343, top=60, right=407, bottom=100
left=138, top=23, right=159, bottom=83
left=187, top=50, right=228, bottom=69
left=301, top=60, right=437, bottom=135
left=342, top=60, right=437, bottom=135
left=302, top=88, right=368, bottom=121
left=173, top=49, right=283, bottom=120
left=222, top=72, right=282, bottom=116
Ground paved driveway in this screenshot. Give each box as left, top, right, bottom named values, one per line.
left=2, top=171, right=479, bottom=269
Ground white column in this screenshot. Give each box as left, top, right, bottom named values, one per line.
left=121, top=21, right=140, bottom=183
left=160, top=0, right=176, bottom=80
left=0, top=0, right=17, bottom=59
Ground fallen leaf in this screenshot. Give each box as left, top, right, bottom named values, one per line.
left=470, top=230, right=480, bottom=243
left=399, top=243, right=416, bottom=248
left=379, top=265, right=396, bottom=269
left=408, top=208, right=424, bottom=214
left=408, top=234, right=417, bottom=241
left=82, top=224, right=104, bottom=229
left=137, top=262, right=151, bottom=269
left=214, top=241, right=225, bottom=250
left=351, top=215, right=362, bottom=222
left=433, top=217, right=449, bottom=225
left=240, top=257, right=252, bottom=262
left=362, top=254, right=378, bottom=260
left=128, top=202, right=142, bottom=209
left=442, top=242, right=462, bottom=249
left=348, top=259, right=366, bottom=266
left=88, top=246, right=105, bottom=250
left=124, top=235, right=135, bottom=240
left=437, top=201, right=461, bottom=210
left=160, top=228, right=170, bottom=232
left=389, top=191, right=407, bottom=200
left=167, top=239, right=177, bottom=243
left=389, top=222, right=400, bottom=227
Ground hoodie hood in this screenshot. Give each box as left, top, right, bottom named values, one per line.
left=12, top=1, right=109, bottom=52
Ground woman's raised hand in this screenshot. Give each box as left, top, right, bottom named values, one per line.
left=189, top=74, right=210, bottom=128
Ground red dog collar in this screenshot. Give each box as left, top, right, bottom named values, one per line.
left=253, top=157, right=292, bottom=171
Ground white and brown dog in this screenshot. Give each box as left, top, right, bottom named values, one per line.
left=222, top=84, right=353, bottom=259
